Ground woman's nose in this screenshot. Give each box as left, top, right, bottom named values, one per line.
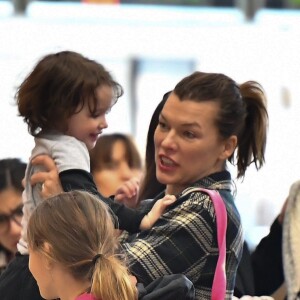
left=161, top=131, right=176, bottom=150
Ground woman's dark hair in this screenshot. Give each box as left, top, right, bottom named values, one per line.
left=16, top=51, right=124, bottom=136
left=173, top=71, right=268, bottom=178
left=0, top=158, right=26, bottom=192
left=138, top=91, right=170, bottom=202
left=89, top=133, right=142, bottom=173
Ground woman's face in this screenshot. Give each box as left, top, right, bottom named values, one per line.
left=0, top=188, right=22, bottom=253
left=154, top=92, right=234, bottom=195
left=93, top=140, right=142, bottom=196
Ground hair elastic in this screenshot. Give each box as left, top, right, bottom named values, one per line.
left=92, top=253, right=102, bottom=265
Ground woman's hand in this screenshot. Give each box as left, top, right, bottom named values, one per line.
left=114, top=177, right=140, bottom=208
left=30, top=155, right=63, bottom=199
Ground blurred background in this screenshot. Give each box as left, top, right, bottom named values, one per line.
left=0, top=0, right=300, bottom=249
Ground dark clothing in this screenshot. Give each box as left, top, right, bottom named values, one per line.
left=234, top=218, right=284, bottom=297
left=234, top=242, right=255, bottom=297
left=121, top=171, right=243, bottom=299
left=138, top=274, right=195, bottom=300
left=0, top=248, right=14, bottom=277
left=0, top=252, right=43, bottom=300
left=252, top=218, right=284, bottom=296
left=60, top=169, right=146, bottom=232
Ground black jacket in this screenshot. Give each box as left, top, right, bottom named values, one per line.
left=234, top=218, right=284, bottom=297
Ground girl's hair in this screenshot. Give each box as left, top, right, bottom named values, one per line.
left=0, top=158, right=26, bottom=192
left=27, top=190, right=137, bottom=300
left=174, top=71, right=268, bottom=179
left=16, top=51, right=124, bottom=136
left=138, top=92, right=170, bottom=202
left=89, top=133, right=142, bottom=173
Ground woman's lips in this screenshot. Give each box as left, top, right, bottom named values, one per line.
left=158, top=155, right=178, bottom=171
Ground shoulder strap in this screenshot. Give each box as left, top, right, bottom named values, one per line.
left=181, top=187, right=227, bottom=300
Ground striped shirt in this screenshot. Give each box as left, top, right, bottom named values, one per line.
left=121, top=171, right=243, bottom=300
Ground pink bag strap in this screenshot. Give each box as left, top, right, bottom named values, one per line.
left=181, top=187, right=227, bottom=300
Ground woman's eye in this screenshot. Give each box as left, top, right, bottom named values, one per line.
left=158, top=121, right=167, bottom=129
left=184, top=131, right=196, bottom=139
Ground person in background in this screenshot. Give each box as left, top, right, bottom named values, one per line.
left=27, top=190, right=137, bottom=300
left=89, top=133, right=143, bottom=205
left=0, top=158, right=26, bottom=275
left=37, top=71, right=269, bottom=299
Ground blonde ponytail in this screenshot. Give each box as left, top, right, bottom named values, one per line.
left=91, top=254, right=137, bottom=300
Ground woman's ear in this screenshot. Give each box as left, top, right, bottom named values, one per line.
left=220, top=135, right=237, bottom=160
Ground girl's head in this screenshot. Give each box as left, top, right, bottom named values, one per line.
left=17, top=51, right=123, bottom=149
left=0, top=158, right=26, bottom=253
left=27, top=190, right=137, bottom=300
left=89, top=133, right=142, bottom=197
left=154, top=71, right=268, bottom=194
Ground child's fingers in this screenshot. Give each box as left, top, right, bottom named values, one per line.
left=124, top=178, right=140, bottom=195
left=116, top=180, right=139, bottom=199
left=162, top=194, right=177, bottom=205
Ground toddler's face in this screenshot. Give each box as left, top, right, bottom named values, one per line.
left=66, top=85, right=114, bottom=150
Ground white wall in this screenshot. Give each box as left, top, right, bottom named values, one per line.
left=1, top=2, right=300, bottom=247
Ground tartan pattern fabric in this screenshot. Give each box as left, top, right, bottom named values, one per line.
left=120, top=171, right=243, bottom=300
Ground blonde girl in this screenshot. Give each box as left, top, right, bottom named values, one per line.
left=27, top=190, right=137, bottom=300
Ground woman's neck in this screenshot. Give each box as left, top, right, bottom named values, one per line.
left=166, top=184, right=187, bottom=196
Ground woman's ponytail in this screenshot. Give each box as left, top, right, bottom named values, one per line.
left=236, top=81, right=268, bottom=178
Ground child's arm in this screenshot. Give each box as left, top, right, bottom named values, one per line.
left=30, top=155, right=172, bottom=233
left=115, top=179, right=176, bottom=230
left=139, top=195, right=176, bottom=230
left=114, top=177, right=140, bottom=208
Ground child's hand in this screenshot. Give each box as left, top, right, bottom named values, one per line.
left=114, top=177, right=140, bottom=208
left=140, top=194, right=176, bottom=230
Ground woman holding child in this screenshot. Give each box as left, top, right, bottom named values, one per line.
left=34, top=70, right=268, bottom=299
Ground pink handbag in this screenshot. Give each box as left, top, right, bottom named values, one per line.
left=182, top=187, right=227, bottom=300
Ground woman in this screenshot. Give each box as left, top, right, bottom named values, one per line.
left=0, top=158, right=26, bottom=275
left=27, top=190, right=137, bottom=300
left=89, top=133, right=142, bottom=202
left=31, top=71, right=268, bottom=299
left=128, top=90, right=274, bottom=298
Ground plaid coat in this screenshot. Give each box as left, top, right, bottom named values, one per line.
left=121, top=171, right=243, bottom=300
